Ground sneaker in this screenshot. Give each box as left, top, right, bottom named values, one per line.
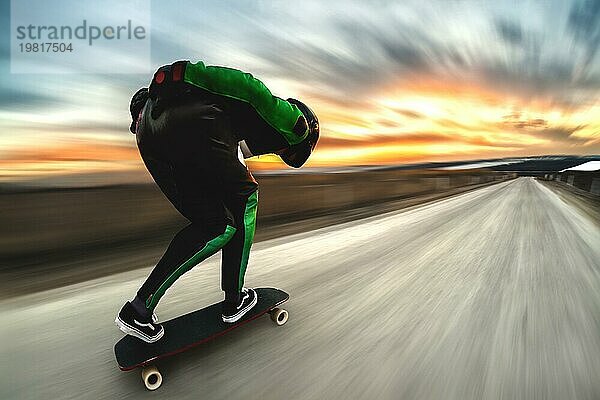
left=132, top=298, right=158, bottom=323
left=115, top=301, right=164, bottom=343
left=222, top=287, right=258, bottom=323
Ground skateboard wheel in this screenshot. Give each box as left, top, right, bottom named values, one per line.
left=270, top=308, right=288, bottom=326
left=141, top=365, right=162, bottom=390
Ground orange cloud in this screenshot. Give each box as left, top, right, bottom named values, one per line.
left=2, top=72, right=599, bottom=180
left=0, top=142, right=139, bottom=163
left=0, top=141, right=142, bottom=180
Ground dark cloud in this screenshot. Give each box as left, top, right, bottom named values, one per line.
left=568, top=0, right=600, bottom=70
left=534, top=125, right=588, bottom=144
left=245, top=11, right=463, bottom=97
left=472, top=55, right=600, bottom=108
left=502, top=112, right=548, bottom=130
left=377, top=119, right=399, bottom=128
left=496, top=19, right=523, bottom=45
left=241, top=3, right=600, bottom=110
left=0, top=90, right=59, bottom=109
left=480, top=12, right=600, bottom=104
left=500, top=112, right=588, bottom=145
left=391, top=109, right=423, bottom=119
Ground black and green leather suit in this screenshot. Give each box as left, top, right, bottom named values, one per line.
left=133, top=60, right=312, bottom=310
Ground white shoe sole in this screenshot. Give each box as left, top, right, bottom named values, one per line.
left=222, top=290, right=258, bottom=323
left=115, top=316, right=164, bottom=343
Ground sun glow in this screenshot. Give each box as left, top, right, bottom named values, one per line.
left=298, top=78, right=600, bottom=169
left=2, top=78, right=599, bottom=181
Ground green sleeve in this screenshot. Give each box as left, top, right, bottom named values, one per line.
left=183, top=61, right=308, bottom=145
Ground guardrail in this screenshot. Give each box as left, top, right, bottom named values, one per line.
left=540, top=171, right=600, bottom=196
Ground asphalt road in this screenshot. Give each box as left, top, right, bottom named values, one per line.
left=2, top=177, right=599, bottom=399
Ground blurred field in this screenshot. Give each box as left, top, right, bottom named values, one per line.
left=0, top=169, right=510, bottom=262
left=0, top=169, right=514, bottom=296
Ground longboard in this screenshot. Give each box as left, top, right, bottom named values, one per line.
left=114, top=287, right=289, bottom=390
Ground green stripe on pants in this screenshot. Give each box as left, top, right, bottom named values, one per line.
left=146, top=225, right=237, bottom=309
left=239, top=191, right=258, bottom=290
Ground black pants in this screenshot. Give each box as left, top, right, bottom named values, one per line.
left=135, top=97, right=258, bottom=311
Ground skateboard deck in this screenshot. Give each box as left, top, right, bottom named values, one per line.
left=114, top=287, right=289, bottom=389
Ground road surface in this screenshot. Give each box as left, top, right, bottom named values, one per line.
left=1, top=177, right=599, bottom=399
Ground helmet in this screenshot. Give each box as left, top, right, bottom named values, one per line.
left=280, top=98, right=320, bottom=168
left=129, top=87, right=149, bottom=133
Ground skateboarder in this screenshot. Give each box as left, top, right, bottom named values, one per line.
left=115, top=60, right=319, bottom=343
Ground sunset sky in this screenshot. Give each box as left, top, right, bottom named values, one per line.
left=1, top=0, right=599, bottom=182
